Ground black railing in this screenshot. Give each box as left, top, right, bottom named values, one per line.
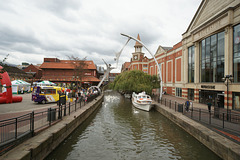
left=152, top=96, right=240, bottom=135
left=0, top=93, right=100, bottom=155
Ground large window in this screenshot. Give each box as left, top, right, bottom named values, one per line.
left=176, top=88, right=182, bottom=97
left=188, top=46, right=195, bottom=83
left=233, top=24, right=240, bottom=82
left=200, top=31, right=224, bottom=82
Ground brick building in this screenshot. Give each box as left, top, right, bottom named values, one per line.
left=23, top=64, right=42, bottom=84
left=122, top=0, right=240, bottom=111
left=39, top=58, right=100, bottom=87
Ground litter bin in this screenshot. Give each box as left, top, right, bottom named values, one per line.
left=178, top=104, right=183, bottom=112
left=47, top=108, right=56, bottom=121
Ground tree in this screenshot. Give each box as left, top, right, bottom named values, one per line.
left=109, top=70, right=159, bottom=95
left=67, top=55, right=88, bottom=88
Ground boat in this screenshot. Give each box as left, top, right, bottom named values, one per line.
left=131, top=92, right=153, bottom=111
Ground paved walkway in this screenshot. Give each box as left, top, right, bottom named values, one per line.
left=156, top=94, right=240, bottom=144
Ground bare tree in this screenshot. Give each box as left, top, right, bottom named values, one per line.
left=67, top=55, right=88, bottom=88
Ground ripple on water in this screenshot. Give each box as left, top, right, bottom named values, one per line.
left=46, top=91, right=221, bottom=160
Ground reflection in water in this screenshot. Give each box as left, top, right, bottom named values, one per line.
left=46, top=91, right=221, bottom=160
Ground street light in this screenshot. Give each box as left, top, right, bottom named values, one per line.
left=222, top=75, right=233, bottom=121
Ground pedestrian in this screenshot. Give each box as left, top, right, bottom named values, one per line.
left=185, top=99, right=190, bottom=112
left=207, top=101, right=212, bottom=112
left=190, top=100, right=193, bottom=111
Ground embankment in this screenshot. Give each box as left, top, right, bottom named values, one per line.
left=1, top=94, right=104, bottom=160
left=155, top=104, right=240, bottom=160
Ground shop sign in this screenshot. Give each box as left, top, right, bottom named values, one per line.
left=84, top=73, right=92, bottom=76
left=201, top=85, right=215, bottom=89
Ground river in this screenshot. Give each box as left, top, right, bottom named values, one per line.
left=46, top=90, right=221, bottom=160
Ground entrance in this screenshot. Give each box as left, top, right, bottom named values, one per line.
left=216, top=94, right=224, bottom=108
left=199, top=90, right=223, bottom=107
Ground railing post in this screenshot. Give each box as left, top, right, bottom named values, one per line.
left=165, top=99, right=166, bottom=106
left=58, top=104, right=61, bottom=119
left=15, top=118, right=18, bottom=139
left=229, top=110, right=231, bottom=122
left=31, top=111, right=34, bottom=136
left=191, top=107, right=193, bottom=118
left=64, top=104, right=66, bottom=116
left=199, top=109, right=201, bottom=121
left=49, top=108, right=52, bottom=126
left=175, top=101, right=176, bottom=112
left=80, top=98, right=82, bottom=108
left=69, top=102, right=71, bottom=115
left=75, top=99, right=77, bottom=112
left=209, top=111, right=211, bottom=124
left=170, top=100, right=171, bottom=109
left=223, top=113, right=225, bottom=128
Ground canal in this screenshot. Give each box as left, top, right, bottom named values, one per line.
left=46, top=90, right=221, bottom=160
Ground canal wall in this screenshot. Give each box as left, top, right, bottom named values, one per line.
left=1, top=94, right=104, bottom=160
left=154, top=104, right=240, bottom=160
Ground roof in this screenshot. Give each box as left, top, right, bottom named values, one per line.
left=3, top=64, right=28, bottom=74
left=134, top=34, right=143, bottom=47
left=40, top=60, right=97, bottom=70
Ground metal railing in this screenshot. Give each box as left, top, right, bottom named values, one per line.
left=152, top=96, right=240, bottom=135
left=0, top=93, right=100, bottom=155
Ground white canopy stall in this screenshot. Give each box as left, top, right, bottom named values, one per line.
left=37, top=80, right=56, bottom=86
left=11, top=80, right=31, bottom=94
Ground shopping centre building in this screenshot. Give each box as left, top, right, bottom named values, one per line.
left=122, top=0, right=240, bottom=110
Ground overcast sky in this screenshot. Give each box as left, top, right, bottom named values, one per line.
left=0, top=0, right=201, bottom=72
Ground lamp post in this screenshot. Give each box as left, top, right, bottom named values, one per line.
left=222, top=75, right=233, bottom=121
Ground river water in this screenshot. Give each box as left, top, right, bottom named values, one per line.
left=46, top=90, right=221, bottom=160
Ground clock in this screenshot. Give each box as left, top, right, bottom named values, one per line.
left=134, top=55, right=138, bottom=60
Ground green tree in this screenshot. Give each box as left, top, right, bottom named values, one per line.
left=109, top=70, right=159, bottom=95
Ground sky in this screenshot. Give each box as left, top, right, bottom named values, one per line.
left=0, top=0, right=202, bottom=73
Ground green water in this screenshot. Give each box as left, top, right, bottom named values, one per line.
left=46, top=90, right=221, bottom=160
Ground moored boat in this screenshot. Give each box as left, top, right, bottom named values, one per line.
left=131, top=92, right=153, bottom=111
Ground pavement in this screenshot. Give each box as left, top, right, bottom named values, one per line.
left=0, top=93, right=57, bottom=120
left=158, top=94, right=240, bottom=144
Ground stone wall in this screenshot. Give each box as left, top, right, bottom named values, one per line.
left=154, top=104, right=240, bottom=160
left=1, top=94, right=104, bottom=160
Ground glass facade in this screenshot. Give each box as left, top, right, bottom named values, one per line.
left=233, top=24, right=240, bottom=82
left=200, top=32, right=224, bottom=82
left=188, top=46, right=195, bottom=83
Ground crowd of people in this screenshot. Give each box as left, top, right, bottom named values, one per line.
left=73, top=87, right=100, bottom=103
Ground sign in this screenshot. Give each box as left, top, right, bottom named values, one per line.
left=84, top=73, right=92, bottom=76
left=201, top=85, right=215, bottom=89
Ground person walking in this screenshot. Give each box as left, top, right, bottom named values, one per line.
left=207, top=101, right=212, bottom=112
left=185, top=99, right=190, bottom=112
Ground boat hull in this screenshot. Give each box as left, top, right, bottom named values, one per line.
left=132, top=99, right=153, bottom=111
